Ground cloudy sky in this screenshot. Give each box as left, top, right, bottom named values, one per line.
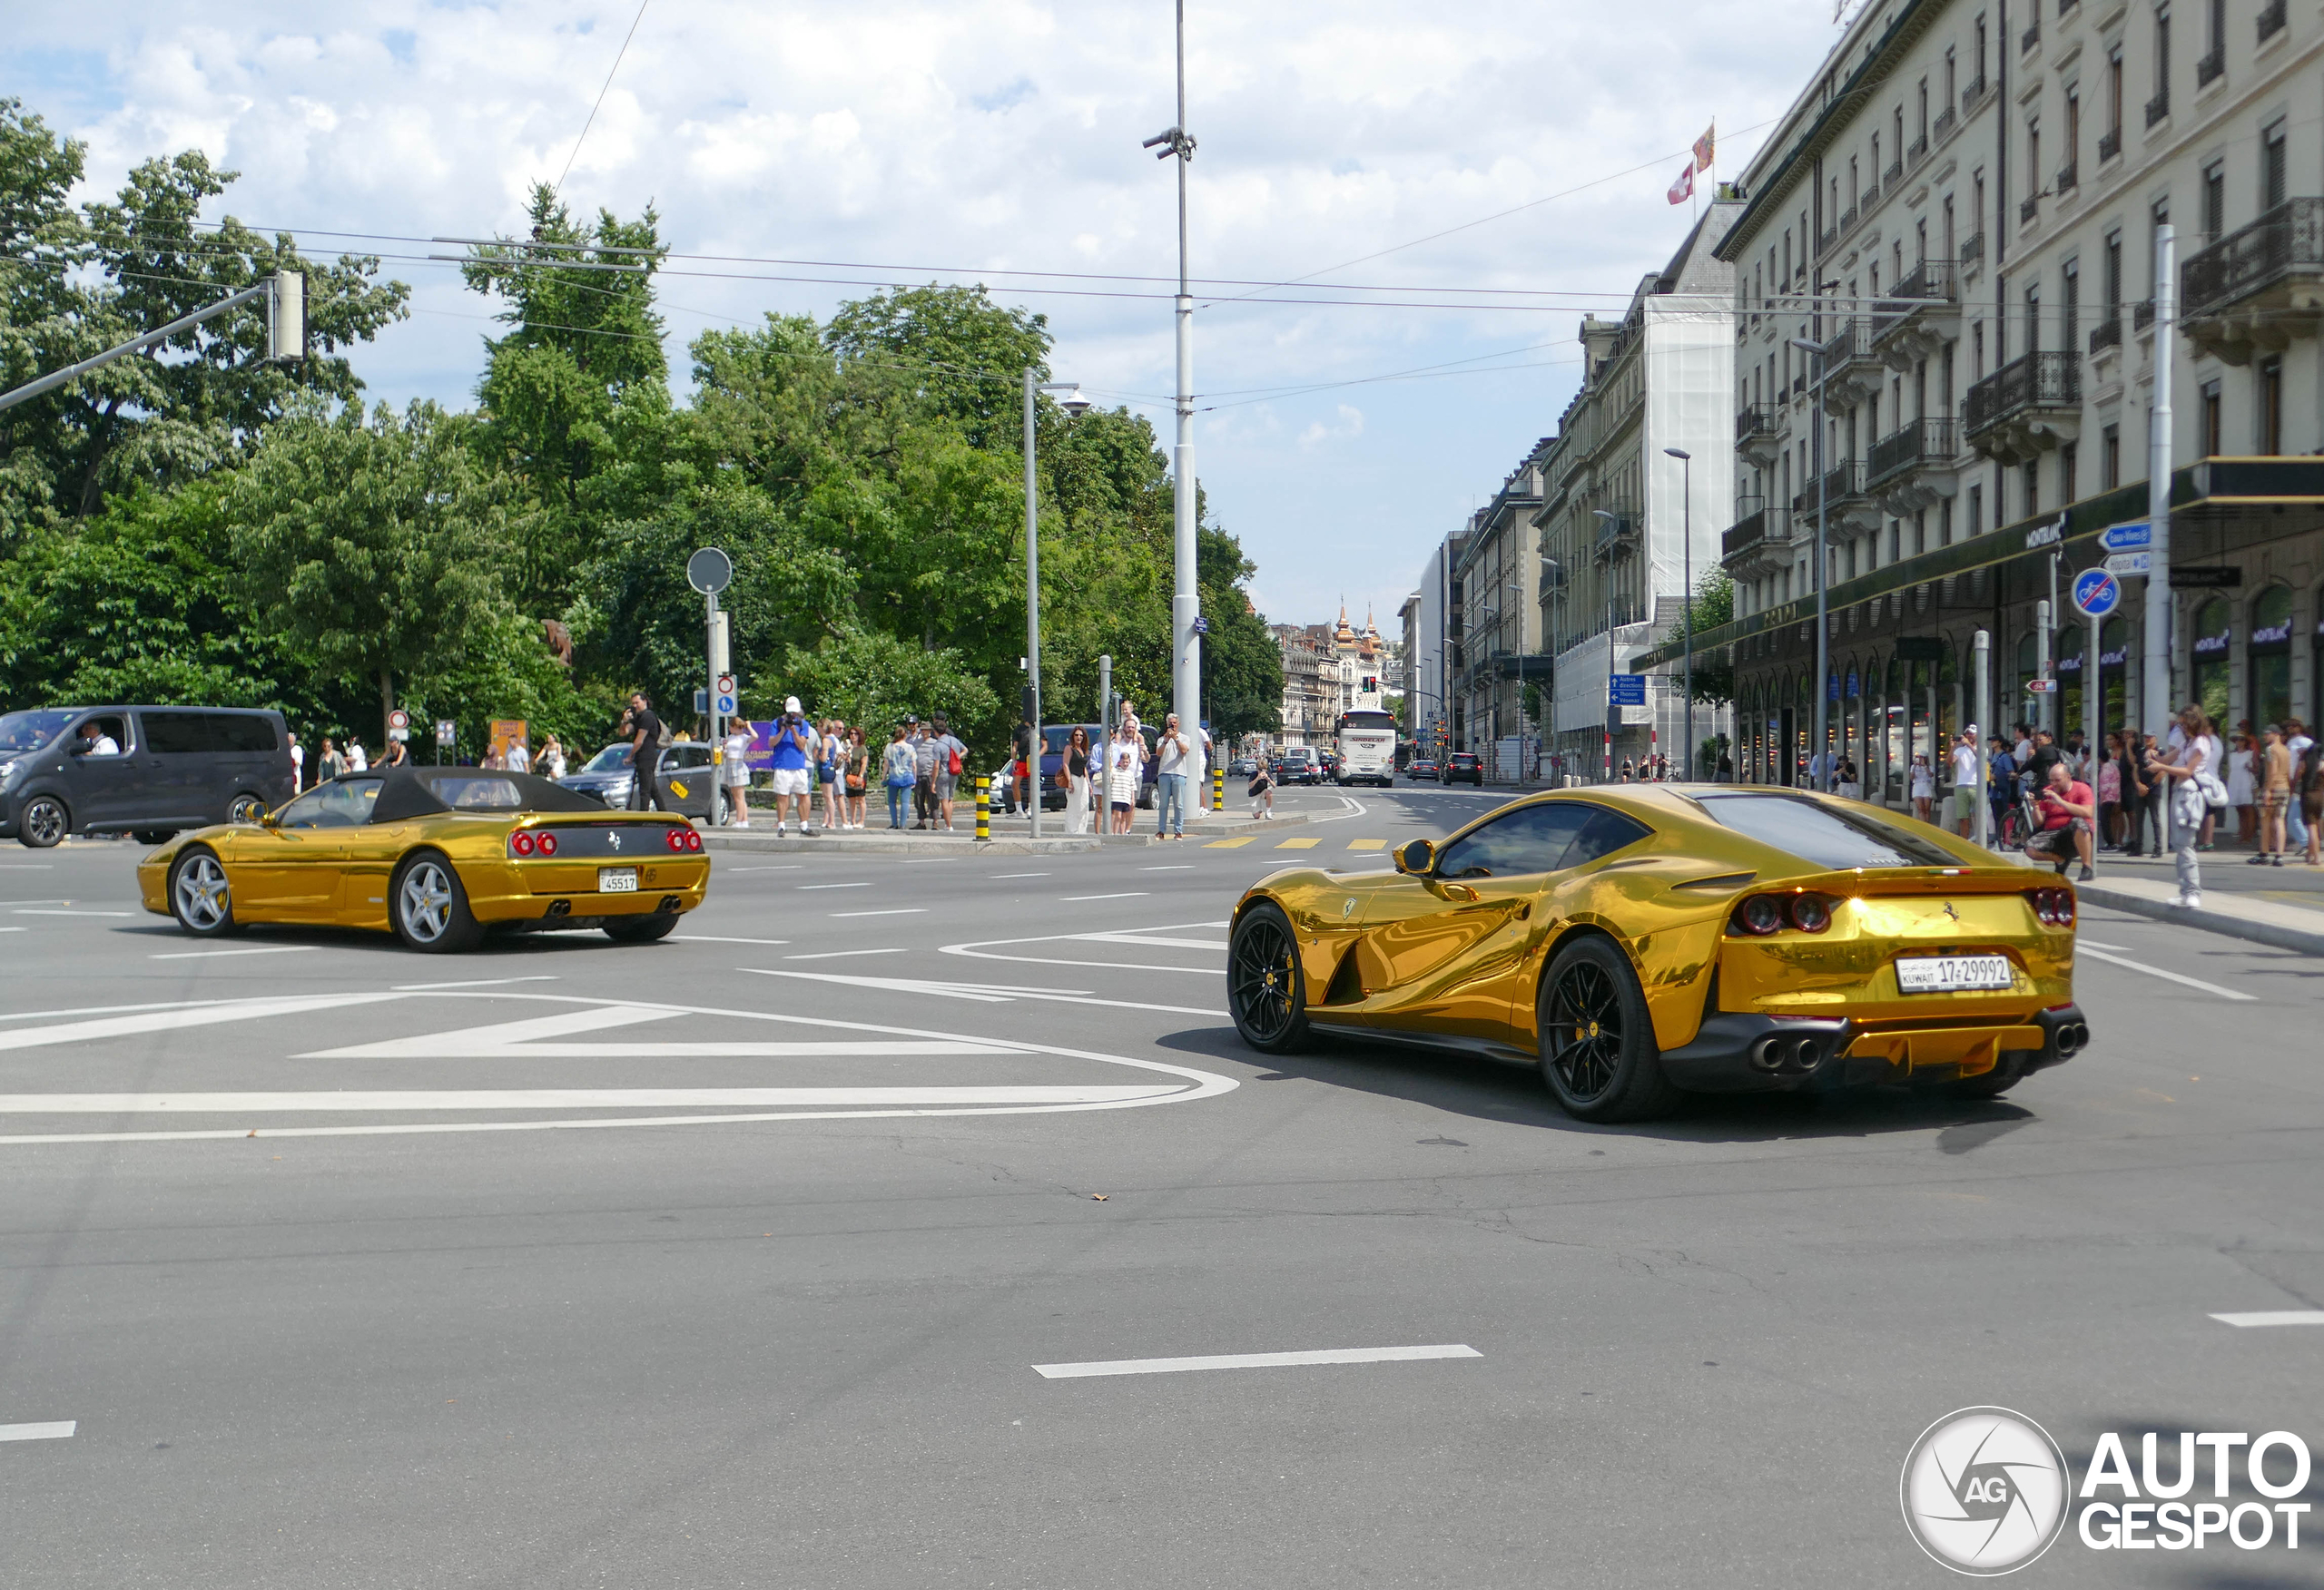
left=8, top=1, right=1846, bottom=631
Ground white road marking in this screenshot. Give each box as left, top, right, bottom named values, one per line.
left=990, top=872, right=1049, bottom=878
left=831, top=908, right=924, bottom=918
left=675, top=936, right=792, bottom=947
left=785, top=947, right=910, bottom=960
left=0, top=993, right=401, bottom=1054
left=13, top=908, right=134, bottom=918
left=743, top=968, right=1224, bottom=1016
left=1063, top=892, right=1147, bottom=901
left=2211, top=1310, right=2324, bottom=1328
left=149, top=945, right=320, bottom=961
left=0, top=927, right=25, bottom=934
left=0, top=990, right=1238, bottom=1144
left=391, top=976, right=562, bottom=991
left=719, top=865, right=802, bottom=873
left=798, top=881, right=872, bottom=890
left=1140, top=865, right=1196, bottom=871
left=1033, top=1344, right=1482, bottom=1379
left=2077, top=945, right=2255, bottom=1001
left=1071, top=933, right=1226, bottom=950
left=943, top=920, right=1233, bottom=974
left=0, top=1085, right=1170, bottom=1112
left=0, top=864, right=56, bottom=869
left=0, top=1421, right=74, bottom=1442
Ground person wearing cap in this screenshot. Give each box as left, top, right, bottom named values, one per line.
left=767, top=695, right=820, bottom=837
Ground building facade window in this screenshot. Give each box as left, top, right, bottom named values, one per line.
left=2201, top=160, right=2225, bottom=240
left=2260, top=355, right=2284, bottom=454
left=2192, top=594, right=2231, bottom=728
left=2102, top=422, right=2122, bottom=488
left=2060, top=441, right=2078, bottom=502
left=2201, top=378, right=2223, bottom=455
left=2262, top=121, right=2288, bottom=209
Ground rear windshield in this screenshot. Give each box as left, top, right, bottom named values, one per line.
left=0, top=710, right=74, bottom=752
left=1695, top=792, right=1959, bottom=869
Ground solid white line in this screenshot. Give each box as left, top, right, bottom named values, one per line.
left=785, top=947, right=909, bottom=960
left=742, top=968, right=1223, bottom=1016
left=675, top=935, right=792, bottom=947
left=1071, top=933, right=1227, bottom=950
left=149, top=945, right=319, bottom=962
left=13, top=908, right=134, bottom=918
left=0, top=864, right=56, bottom=869
left=0, top=993, right=403, bottom=1054
left=0, top=1421, right=74, bottom=1442
left=1063, top=892, right=1147, bottom=901
left=0, top=1085, right=1172, bottom=1112
left=2078, top=944, right=2255, bottom=1001
left=832, top=908, right=924, bottom=918
left=798, top=881, right=872, bottom=890
left=719, top=865, right=802, bottom=873
left=0, top=927, right=25, bottom=934
left=990, top=872, right=1049, bottom=878
left=2211, top=1310, right=2324, bottom=1328
left=391, top=976, right=562, bottom=991
left=1140, top=865, right=1196, bottom=871
left=1033, top=1344, right=1481, bottom=1379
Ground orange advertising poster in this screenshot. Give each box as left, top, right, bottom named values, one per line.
left=488, top=720, right=528, bottom=767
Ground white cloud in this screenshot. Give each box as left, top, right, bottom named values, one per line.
left=9, top=0, right=1843, bottom=630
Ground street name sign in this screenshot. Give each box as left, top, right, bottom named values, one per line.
left=2103, top=551, right=2152, bottom=576
left=1609, top=674, right=1647, bottom=706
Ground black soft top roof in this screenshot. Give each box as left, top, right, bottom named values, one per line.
left=363, top=767, right=614, bottom=823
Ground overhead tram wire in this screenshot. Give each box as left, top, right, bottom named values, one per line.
left=555, top=0, right=653, bottom=193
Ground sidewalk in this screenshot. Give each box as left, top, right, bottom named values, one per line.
left=1989, top=839, right=2324, bottom=957
left=698, top=806, right=1311, bottom=856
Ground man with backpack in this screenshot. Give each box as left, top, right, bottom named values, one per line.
left=927, top=712, right=968, bottom=831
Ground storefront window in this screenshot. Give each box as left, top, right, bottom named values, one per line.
left=2056, top=626, right=2085, bottom=733
left=2250, top=584, right=2293, bottom=730
left=2191, top=596, right=2232, bottom=730
left=2099, top=618, right=2129, bottom=737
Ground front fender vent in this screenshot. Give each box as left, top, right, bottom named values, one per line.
left=1323, top=945, right=1364, bottom=1006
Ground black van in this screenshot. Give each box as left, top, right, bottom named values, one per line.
left=0, top=705, right=297, bottom=848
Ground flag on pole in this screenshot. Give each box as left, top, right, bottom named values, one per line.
left=1667, top=162, right=1695, bottom=205
left=1693, top=123, right=1716, bottom=172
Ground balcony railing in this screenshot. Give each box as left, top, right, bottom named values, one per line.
left=2089, top=316, right=2122, bottom=353
left=1792, top=461, right=1867, bottom=513
left=1791, top=374, right=1807, bottom=398
left=1861, top=179, right=1880, bottom=211
left=1872, top=259, right=1959, bottom=337
left=2260, top=0, right=2288, bottom=42
left=2181, top=197, right=2324, bottom=320
left=1818, top=227, right=1838, bottom=256
left=1736, top=404, right=1780, bottom=443
left=1964, top=350, right=2081, bottom=437
left=2057, top=162, right=2079, bottom=194
left=2134, top=299, right=2157, bottom=331
left=2146, top=90, right=2171, bottom=128
left=1934, top=106, right=1956, bottom=142
left=2196, top=48, right=2225, bottom=88
left=1721, top=497, right=1772, bottom=561
left=1821, top=316, right=1877, bottom=368
left=1839, top=205, right=1858, bottom=234
left=1907, top=135, right=1928, bottom=166
left=1866, top=417, right=1961, bottom=487
left=2098, top=127, right=2122, bottom=162
left=1960, top=231, right=1985, bottom=266
left=2020, top=193, right=2042, bottom=224
left=1886, top=159, right=1904, bottom=190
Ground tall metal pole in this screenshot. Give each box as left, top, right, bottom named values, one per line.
left=1168, top=0, right=1201, bottom=760
left=2144, top=224, right=2177, bottom=738
left=1973, top=629, right=1991, bottom=849
left=1813, top=358, right=1829, bottom=791
left=1023, top=367, right=1043, bottom=841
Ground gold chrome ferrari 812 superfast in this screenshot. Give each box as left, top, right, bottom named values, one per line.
left=138, top=768, right=708, bottom=953
left=1225, top=785, right=2087, bottom=1122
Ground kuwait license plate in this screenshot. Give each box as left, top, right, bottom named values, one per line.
left=598, top=868, right=638, bottom=893
left=1896, top=955, right=2014, bottom=993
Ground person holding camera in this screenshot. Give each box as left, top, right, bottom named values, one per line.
left=766, top=696, right=820, bottom=837
left=2024, top=758, right=2096, bottom=880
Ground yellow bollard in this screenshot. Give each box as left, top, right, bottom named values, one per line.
left=975, top=775, right=990, bottom=842
left=1212, top=764, right=1224, bottom=811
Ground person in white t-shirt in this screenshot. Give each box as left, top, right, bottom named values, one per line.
left=1949, top=728, right=1981, bottom=838
left=506, top=739, right=531, bottom=774
left=2287, top=719, right=2315, bottom=853
left=347, top=739, right=369, bottom=772
left=1154, top=713, right=1193, bottom=839
left=1909, top=753, right=1936, bottom=822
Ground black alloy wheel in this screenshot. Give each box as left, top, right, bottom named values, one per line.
left=1227, top=901, right=1311, bottom=1053
left=1536, top=936, right=1683, bottom=1123
left=19, top=794, right=69, bottom=849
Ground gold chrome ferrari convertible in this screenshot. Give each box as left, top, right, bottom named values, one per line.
left=1225, top=785, right=2087, bottom=1122
left=138, top=768, right=708, bottom=953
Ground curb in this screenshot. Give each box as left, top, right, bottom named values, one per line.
left=2077, top=882, right=2324, bottom=957
left=696, top=810, right=1310, bottom=857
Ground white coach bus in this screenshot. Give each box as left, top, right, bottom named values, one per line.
left=1334, top=708, right=1397, bottom=787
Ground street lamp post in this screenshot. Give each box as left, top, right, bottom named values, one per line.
left=1592, top=509, right=1621, bottom=782
left=1542, top=558, right=1567, bottom=785
left=1022, top=368, right=1089, bottom=841
left=1788, top=336, right=1832, bottom=791
left=1664, top=447, right=1694, bottom=781
left=1144, top=1, right=1202, bottom=767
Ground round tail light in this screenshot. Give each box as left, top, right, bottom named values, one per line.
left=537, top=831, right=558, bottom=857
left=510, top=831, right=536, bottom=857
left=665, top=828, right=684, bottom=852
left=1789, top=893, right=1833, bottom=933
left=1735, top=895, right=1785, bottom=936
left=684, top=829, right=702, bottom=852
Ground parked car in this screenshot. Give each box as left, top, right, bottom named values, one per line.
left=1443, top=751, right=1484, bottom=786
left=1404, top=758, right=1441, bottom=781
left=0, top=705, right=295, bottom=849
left=1278, top=747, right=1323, bottom=785
left=556, top=740, right=717, bottom=819
left=1230, top=757, right=1258, bottom=777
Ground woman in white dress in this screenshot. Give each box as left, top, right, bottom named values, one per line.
left=1062, top=726, right=1093, bottom=834
left=2227, top=731, right=2257, bottom=844
left=1909, top=754, right=1935, bottom=823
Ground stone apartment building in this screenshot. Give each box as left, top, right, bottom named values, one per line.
left=1677, top=0, right=2324, bottom=795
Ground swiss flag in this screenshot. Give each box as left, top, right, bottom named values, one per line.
left=1667, top=162, right=1695, bottom=205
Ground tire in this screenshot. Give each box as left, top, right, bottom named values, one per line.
left=1226, top=900, right=1312, bottom=1054
left=168, top=847, right=243, bottom=937
left=18, top=794, right=68, bottom=849
left=1536, top=936, right=1684, bottom=1123
left=226, top=792, right=268, bottom=825
left=604, top=915, right=678, bottom=945
left=389, top=850, right=484, bottom=953
left=133, top=829, right=177, bottom=847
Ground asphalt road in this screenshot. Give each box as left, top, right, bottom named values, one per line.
left=4, top=782, right=2321, bottom=1586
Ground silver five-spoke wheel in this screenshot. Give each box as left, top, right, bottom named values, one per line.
left=398, top=859, right=455, bottom=945
left=172, top=852, right=233, bottom=933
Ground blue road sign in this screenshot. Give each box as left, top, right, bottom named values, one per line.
left=2099, top=520, right=2152, bottom=553
left=2071, top=567, right=2121, bottom=619
left=714, top=692, right=738, bottom=716
left=1609, top=673, right=1647, bottom=706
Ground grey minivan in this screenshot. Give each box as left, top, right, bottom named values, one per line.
left=0, top=705, right=298, bottom=848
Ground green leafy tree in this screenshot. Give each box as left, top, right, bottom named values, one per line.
left=231, top=400, right=521, bottom=741
left=824, top=284, right=1049, bottom=452
left=1684, top=570, right=1737, bottom=707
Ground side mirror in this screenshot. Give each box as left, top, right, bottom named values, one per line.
left=1393, top=838, right=1436, bottom=876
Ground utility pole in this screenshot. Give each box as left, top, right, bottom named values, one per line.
left=1145, top=1, right=1201, bottom=767
left=1021, top=369, right=1087, bottom=842
left=2144, top=225, right=2177, bottom=739
left=0, top=270, right=303, bottom=414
